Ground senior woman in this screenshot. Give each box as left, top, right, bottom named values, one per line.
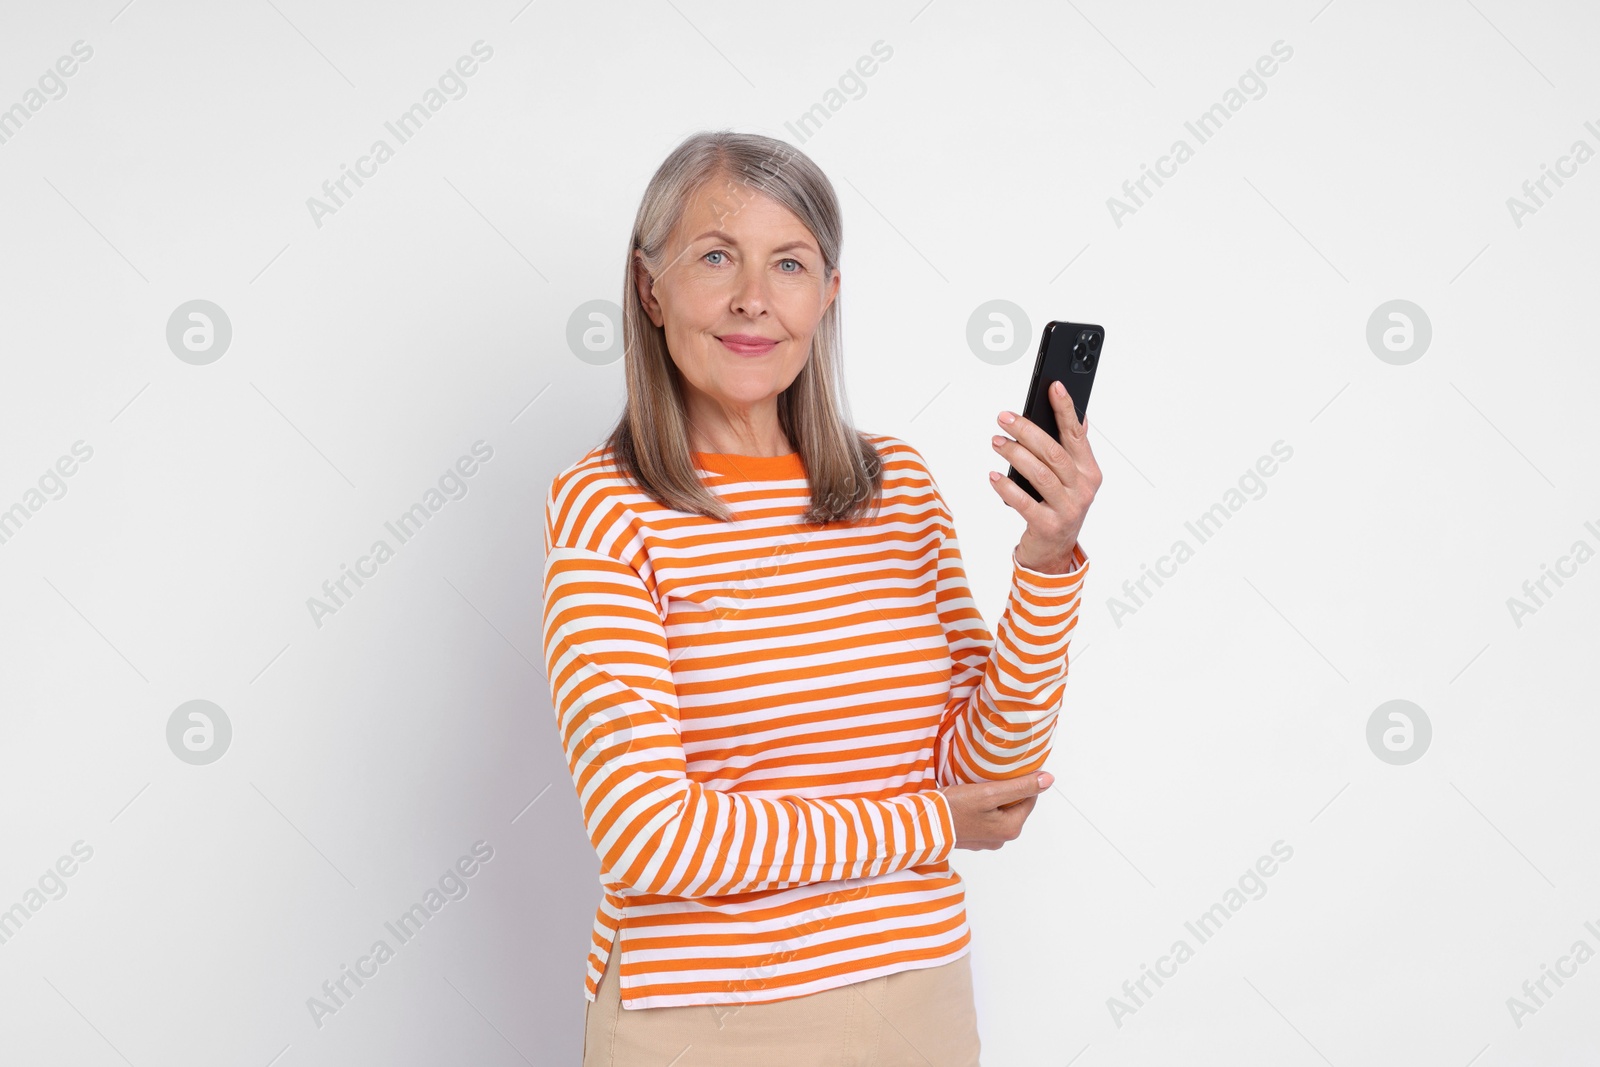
left=542, top=130, right=1098, bottom=1066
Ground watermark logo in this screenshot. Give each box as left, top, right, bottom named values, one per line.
left=0, top=840, right=95, bottom=948
left=0, top=40, right=94, bottom=148
left=708, top=881, right=874, bottom=1028
left=1108, top=441, right=1294, bottom=627
left=641, top=149, right=806, bottom=291
left=967, top=300, right=1032, bottom=366
left=782, top=40, right=893, bottom=144
left=1504, top=917, right=1600, bottom=1029
left=1505, top=120, right=1600, bottom=229
left=567, top=299, right=624, bottom=365
left=1365, top=699, right=1430, bottom=765
left=306, top=840, right=495, bottom=1028
left=1107, top=840, right=1294, bottom=1027
left=569, top=701, right=636, bottom=774
left=166, top=300, right=232, bottom=365
left=167, top=700, right=232, bottom=765
left=0, top=440, right=94, bottom=548
left=305, top=41, right=494, bottom=230
left=1365, top=300, right=1431, bottom=365
left=1107, top=40, right=1294, bottom=228
left=1505, top=518, right=1599, bottom=628
left=306, top=441, right=494, bottom=629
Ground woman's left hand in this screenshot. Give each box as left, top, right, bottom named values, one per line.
left=990, top=381, right=1102, bottom=574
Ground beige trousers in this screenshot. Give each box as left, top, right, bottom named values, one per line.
left=582, top=929, right=982, bottom=1066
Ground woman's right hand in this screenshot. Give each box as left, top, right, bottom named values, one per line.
left=937, top=771, right=1055, bottom=851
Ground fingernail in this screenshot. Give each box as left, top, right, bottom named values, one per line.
left=1037, top=771, right=1054, bottom=789
left=1052, top=381, right=1064, bottom=396
left=998, top=411, right=1015, bottom=425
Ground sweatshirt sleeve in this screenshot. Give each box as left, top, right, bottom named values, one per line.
left=543, top=509, right=955, bottom=898
left=929, top=490, right=1089, bottom=786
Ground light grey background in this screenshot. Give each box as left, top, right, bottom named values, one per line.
left=2, top=1, right=1596, bottom=1064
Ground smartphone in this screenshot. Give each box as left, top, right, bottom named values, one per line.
left=1006, top=320, right=1104, bottom=503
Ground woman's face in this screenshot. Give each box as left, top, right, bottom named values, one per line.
left=635, top=173, right=839, bottom=450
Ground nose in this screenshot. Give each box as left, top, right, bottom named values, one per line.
left=730, top=261, right=768, bottom=317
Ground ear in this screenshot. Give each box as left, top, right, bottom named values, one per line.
left=820, top=265, right=840, bottom=315
left=633, top=249, right=664, bottom=328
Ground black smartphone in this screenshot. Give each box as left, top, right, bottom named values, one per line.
left=1006, top=320, right=1104, bottom=503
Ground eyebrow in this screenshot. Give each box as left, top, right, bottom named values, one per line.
left=689, top=229, right=818, bottom=255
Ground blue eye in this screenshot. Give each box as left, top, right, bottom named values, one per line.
left=703, top=250, right=804, bottom=271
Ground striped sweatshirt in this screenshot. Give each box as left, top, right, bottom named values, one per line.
left=541, top=433, right=1089, bottom=1010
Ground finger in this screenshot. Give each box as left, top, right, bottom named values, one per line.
left=1048, top=383, right=1102, bottom=485
left=957, top=839, right=1004, bottom=851
left=992, top=793, right=1043, bottom=819
left=1002, top=795, right=1039, bottom=822
left=989, top=461, right=1049, bottom=519
left=989, top=807, right=1031, bottom=841
left=996, top=414, right=1077, bottom=503
left=1050, top=384, right=1102, bottom=487
left=996, top=435, right=1073, bottom=507
left=1036, top=381, right=1092, bottom=464
left=1048, top=380, right=1084, bottom=438
left=997, top=795, right=1039, bottom=819
left=983, top=770, right=1051, bottom=808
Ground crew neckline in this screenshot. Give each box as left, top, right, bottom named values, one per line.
left=692, top=450, right=805, bottom=481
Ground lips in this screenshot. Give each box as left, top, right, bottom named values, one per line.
left=718, top=334, right=779, bottom=355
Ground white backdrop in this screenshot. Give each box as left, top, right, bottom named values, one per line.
left=2, top=1, right=1597, bottom=1064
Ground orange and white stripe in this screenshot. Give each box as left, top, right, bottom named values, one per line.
left=541, top=434, right=1087, bottom=1009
